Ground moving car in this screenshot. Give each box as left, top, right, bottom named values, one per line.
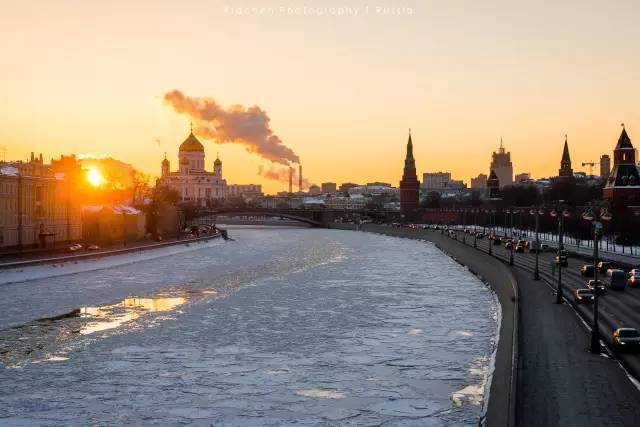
left=574, top=288, right=594, bottom=304
left=86, top=244, right=100, bottom=251
left=613, top=328, right=640, bottom=351
left=628, top=274, right=640, bottom=288
left=587, top=279, right=606, bottom=295
left=493, top=237, right=502, bottom=246
left=606, top=269, right=627, bottom=291
left=515, top=241, right=526, bottom=253
left=555, top=250, right=569, bottom=267
left=597, top=261, right=612, bottom=273
left=580, top=264, right=595, bottom=277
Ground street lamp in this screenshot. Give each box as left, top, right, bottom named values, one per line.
left=550, top=204, right=570, bottom=304
left=462, top=209, right=467, bottom=244
left=529, top=207, right=544, bottom=280
left=473, top=209, right=479, bottom=248
left=583, top=206, right=612, bottom=354
left=506, top=209, right=514, bottom=266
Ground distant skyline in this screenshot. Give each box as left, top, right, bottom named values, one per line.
left=1, top=0, right=639, bottom=193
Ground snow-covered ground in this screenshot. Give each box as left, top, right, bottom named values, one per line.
left=0, top=226, right=498, bottom=425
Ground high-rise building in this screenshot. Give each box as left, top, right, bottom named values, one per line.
left=338, top=182, right=359, bottom=193
left=600, top=154, right=611, bottom=180
left=399, top=131, right=420, bottom=216
left=321, top=182, right=337, bottom=193
left=514, top=172, right=531, bottom=183
left=603, top=126, right=640, bottom=210
left=489, top=139, right=513, bottom=187
left=422, top=172, right=451, bottom=190
left=471, top=173, right=488, bottom=189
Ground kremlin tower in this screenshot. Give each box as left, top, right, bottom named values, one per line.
left=400, top=130, right=420, bottom=218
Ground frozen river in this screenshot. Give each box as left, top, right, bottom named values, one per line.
left=0, top=226, right=498, bottom=425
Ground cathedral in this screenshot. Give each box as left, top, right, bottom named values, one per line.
left=159, top=128, right=227, bottom=206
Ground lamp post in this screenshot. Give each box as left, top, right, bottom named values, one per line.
left=462, top=209, right=467, bottom=244
left=506, top=209, right=514, bottom=266
left=488, top=209, right=495, bottom=256
left=583, top=206, right=611, bottom=354
left=473, top=209, right=478, bottom=248
left=550, top=204, right=570, bottom=304
left=529, top=207, right=543, bottom=280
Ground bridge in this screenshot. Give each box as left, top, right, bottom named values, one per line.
left=190, top=208, right=331, bottom=227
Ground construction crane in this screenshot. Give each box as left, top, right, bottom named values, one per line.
left=582, top=161, right=596, bottom=176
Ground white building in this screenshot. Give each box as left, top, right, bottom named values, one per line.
left=159, top=129, right=227, bottom=207
left=227, top=184, right=263, bottom=197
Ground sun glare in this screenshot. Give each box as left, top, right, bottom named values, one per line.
left=87, top=168, right=105, bottom=187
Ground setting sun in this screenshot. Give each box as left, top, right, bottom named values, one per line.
left=86, top=168, right=105, bottom=187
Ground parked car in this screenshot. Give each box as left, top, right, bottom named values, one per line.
left=587, top=279, right=606, bottom=295
left=606, top=269, right=627, bottom=291
left=574, top=288, right=594, bottom=304
left=581, top=264, right=595, bottom=277
left=613, top=328, right=640, bottom=350
left=66, top=243, right=83, bottom=253
left=86, top=244, right=100, bottom=251
left=597, top=261, right=612, bottom=273
left=515, top=241, right=526, bottom=253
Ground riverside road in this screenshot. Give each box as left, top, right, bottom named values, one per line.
left=344, top=223, right=640, bottom=427
left=441, top=226, right=640, bottom=426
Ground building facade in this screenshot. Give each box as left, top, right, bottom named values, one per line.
left=399, top=131, right=420, bottom=217
left=321, top=182, right=337, bottom=194
left=0, top=153, right=82, bottom=249
left=226, top=184, right=263, bottom=198
left=490, top=140, right=513, bottom=187
left=158, top=129, right=227, bottom=207
left=471, top=173, right=488, bottom=189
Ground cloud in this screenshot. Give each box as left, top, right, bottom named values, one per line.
left=164, top=90, right=299, bottom=166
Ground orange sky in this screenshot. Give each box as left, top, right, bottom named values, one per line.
left=1, top=0, right=639, bottom=194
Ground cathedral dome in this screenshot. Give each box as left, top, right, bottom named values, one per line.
left=214, top=157, right=222, bottom=166
left=179, top=132, right=204, bottom=152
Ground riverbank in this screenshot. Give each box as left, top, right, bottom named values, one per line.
left=0, top=233, right=222, bottom=271
left=330, top=223, right=517, bottom=427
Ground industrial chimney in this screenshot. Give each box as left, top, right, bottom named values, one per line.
left=289, top=166, right=293, bottom=194
left=298, top=164, right=302, bottom=192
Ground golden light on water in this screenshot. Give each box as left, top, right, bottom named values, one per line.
left=86, top=168, right=105, bottom=187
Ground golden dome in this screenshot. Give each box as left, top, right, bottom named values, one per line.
left=179, top=132, right=204, bottom=152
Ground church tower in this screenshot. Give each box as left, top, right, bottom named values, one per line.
left=161, top=153, right=170, bottom=177
left=214, top=154, right=222, bottom=178
left=399, top=130, right=420, bottom=218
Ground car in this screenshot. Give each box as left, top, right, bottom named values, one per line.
left=574, top=288, right=594, bottom=304
left=587, top=279, right=606, bottom=295
left=581, top=264, right=595, bottom=277
left=628, top=275, right=640, bottom=287
left=515, top=242, right=525, bottom=253
left=66, top=243, right=83, bottom=253
left=597, top=261, right=612, bottom=273
left=505, top=241, right=513, bottom=249
left=606, top=269, right=627, bottom=291
left=541, top=243, right=550, bottom=252
left=86, top=244, right=100, bottom=251
left=555, top=254, right=568, bottom=267
left=613, top=328, right=640, bottom=351
left=493, top=237, right=502, bottom=246
left=476, top=233, right=484, bottom=239
left=629, top=269, right=640, bottom=277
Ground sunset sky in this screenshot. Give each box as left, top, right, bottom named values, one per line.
left=2, top=0, right=639, bottom=193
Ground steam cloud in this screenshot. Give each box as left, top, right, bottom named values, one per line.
left=258, top=165, right=312, bottom=191
left=164, top=90, right=299, bottom=166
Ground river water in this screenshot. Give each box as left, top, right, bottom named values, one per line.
left=0, top=226, right=498, bottom=426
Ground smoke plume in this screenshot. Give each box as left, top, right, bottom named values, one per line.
left=258, top=165, right=312, bottom=191
left=164, top=90, right=299, bottom=166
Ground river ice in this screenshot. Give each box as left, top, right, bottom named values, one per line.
left=0, top=226, right=498, bottom=425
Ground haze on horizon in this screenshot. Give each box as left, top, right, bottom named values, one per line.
left=1, top=0, right=639, bottom=193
